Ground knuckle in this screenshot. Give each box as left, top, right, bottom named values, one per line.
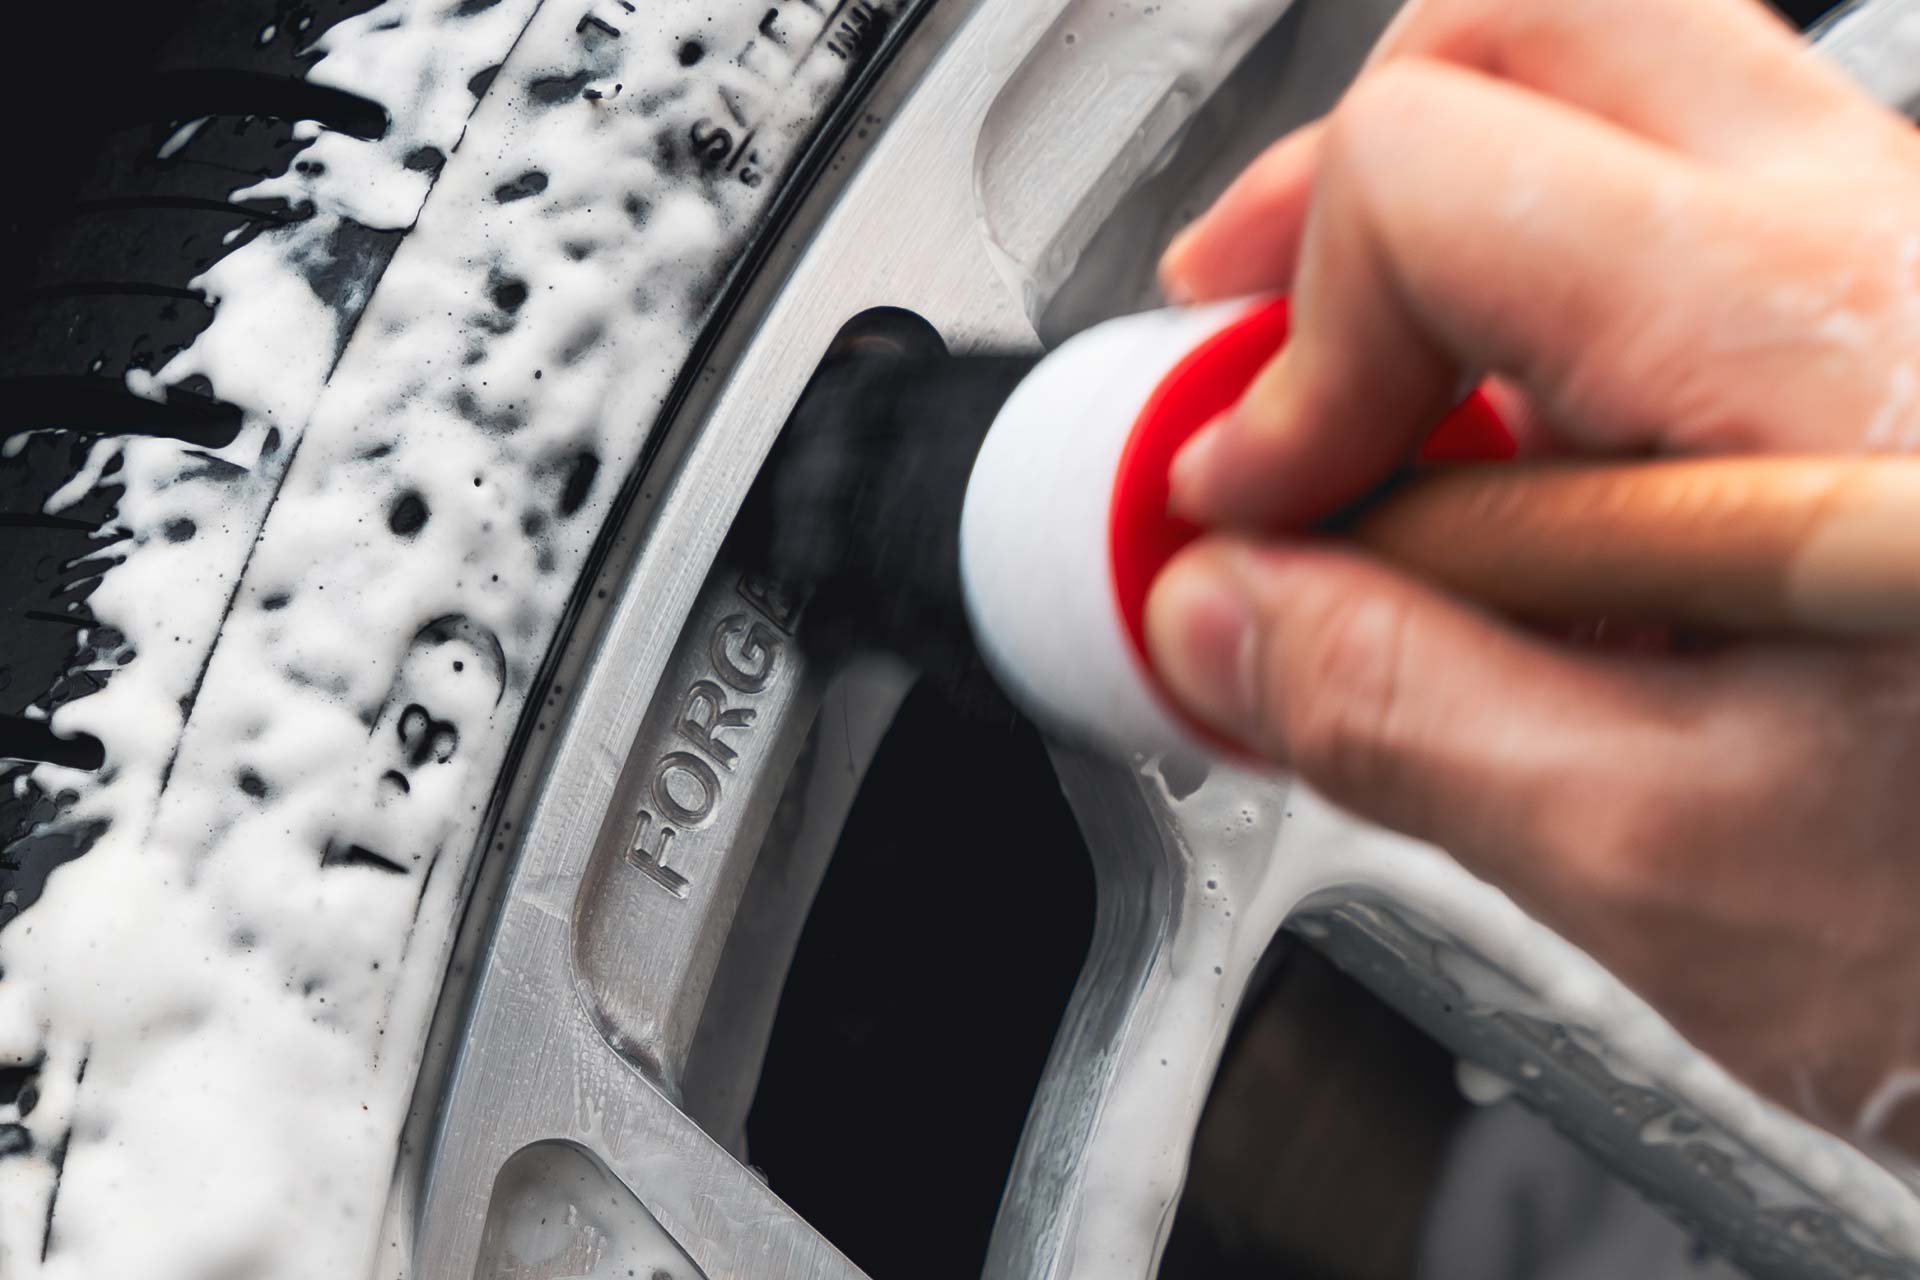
left=1318, top=60, right=1457, bottom=215
left=1333, top=58, right=1444, bottom=144
left=1275, top=587, right=1414, bottom=801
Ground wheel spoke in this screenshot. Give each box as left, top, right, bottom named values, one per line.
left=988, top=752, right=1297, bottom=1280
left=681, top=655, right=917, bottom=1156
left=416, top=557, right=872, bottom=1278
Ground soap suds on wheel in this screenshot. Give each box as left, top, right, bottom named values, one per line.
left=0, top=1, right=899, bottom=1276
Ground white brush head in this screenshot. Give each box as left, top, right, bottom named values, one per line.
left=958, top=295, right=1511, bottom=762
left=958, top=300, right=1259, bottom=759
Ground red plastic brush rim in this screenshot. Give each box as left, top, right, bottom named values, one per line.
left=1107, top=295, right=1515, bottom=744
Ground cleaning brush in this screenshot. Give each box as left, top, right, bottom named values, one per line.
left=750, top=297, right=1920, bottom=758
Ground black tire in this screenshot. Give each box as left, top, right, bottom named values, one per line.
left=0, top=1, right=914, bottom=1270
left=0, top=0, right=393, bottom=912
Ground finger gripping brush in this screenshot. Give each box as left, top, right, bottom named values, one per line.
left=757, top=297, right=1920, bottom=760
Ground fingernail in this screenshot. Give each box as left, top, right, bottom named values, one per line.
left=1147, top=553, right=1262, bottom=735
left=1168, top=411, right=1231, bottom=517
left=1159, top=225, right=1200, bottom=303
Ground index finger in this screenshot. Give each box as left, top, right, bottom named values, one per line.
left=1369, top=0, right=1884, bottom=168
left=1159, top=0, right=1892, bottom=308
left=1169, top=60, right=1713, bottom=529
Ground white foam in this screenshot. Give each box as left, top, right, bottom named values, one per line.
left=0, top=1, right=887, bottom=1276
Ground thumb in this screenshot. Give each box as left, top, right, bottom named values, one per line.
left=1144, top=538, right=1699, bottom=875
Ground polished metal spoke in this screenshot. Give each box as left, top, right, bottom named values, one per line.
left=987, top=753, right=1301, bottom=1280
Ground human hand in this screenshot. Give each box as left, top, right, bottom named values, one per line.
left=1145, top=0, right=1920, bottom=1151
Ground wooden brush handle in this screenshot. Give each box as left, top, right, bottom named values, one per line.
left=1349, top=456, right=1920, bottom=638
